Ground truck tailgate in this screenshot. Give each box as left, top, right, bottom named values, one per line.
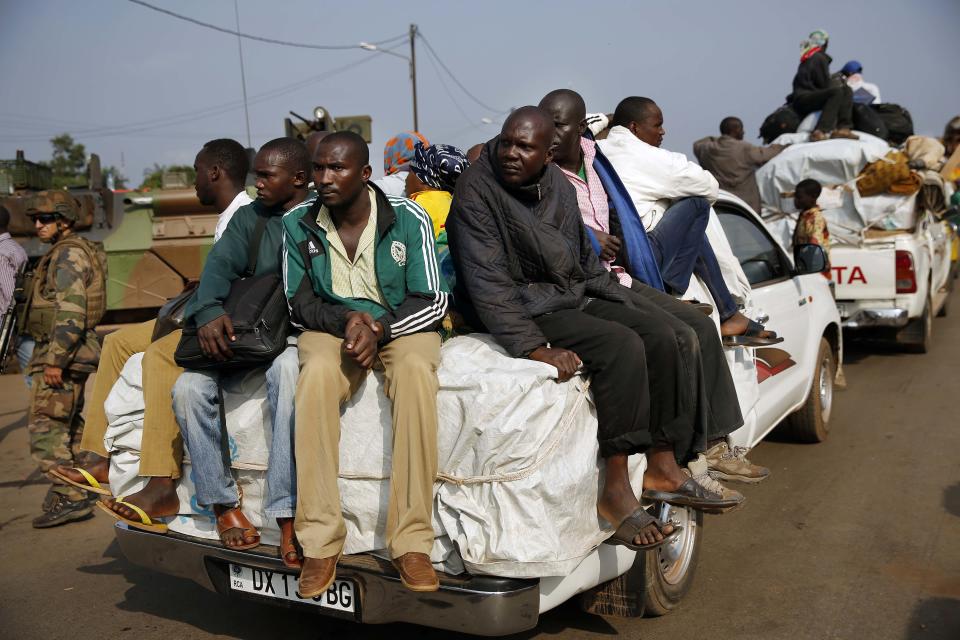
left=830, top=246, right=895, bottom=299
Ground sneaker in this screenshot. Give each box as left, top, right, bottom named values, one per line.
left=686, top=455, right=744, bottom=514
left=32, top=494, right=95, bottom=529
left=705, top=442, right=770, bottom=484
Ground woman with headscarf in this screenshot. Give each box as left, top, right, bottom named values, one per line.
left=406, top=142, right=469, bottom=240
left=787, top=29, right=858, bottom=141
left=372, top=131, right=430, bottom=197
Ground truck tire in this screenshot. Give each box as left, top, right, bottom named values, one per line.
left=781, top=337, right=835, bottom=443
left=899, top=299, right=932, bottom=354
left=641, top=504, right=703, bottom=617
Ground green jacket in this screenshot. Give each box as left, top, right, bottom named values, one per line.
left=282, top=183, right=448, bottom=342
left=186, top=196, right=316, bottom=327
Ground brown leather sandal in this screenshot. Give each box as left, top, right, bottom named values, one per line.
left=216, top=507, right=260, bottom=551
left=278, top=518, right=302, bottom=569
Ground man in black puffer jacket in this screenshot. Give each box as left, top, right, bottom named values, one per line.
left=447, top=107, right=743, bottom=550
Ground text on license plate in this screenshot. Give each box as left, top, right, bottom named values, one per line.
left=229, top=563, right=355, bottom=612
left=836, top=303, right=847, bottom=317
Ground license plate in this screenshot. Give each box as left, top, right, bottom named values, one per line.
left=229, top=563, right=356, bottom=612
left=836, top=303, right=847, bottom=317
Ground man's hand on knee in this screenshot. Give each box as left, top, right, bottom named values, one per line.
left=43, top=366, right=64, bottom=388
left=198, top=314, right=235, bottom=361
left=529, top=346, right=582, bottom=382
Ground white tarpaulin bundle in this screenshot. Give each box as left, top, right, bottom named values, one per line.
left=757, top=134, right=918, bottom=248
left=104, top=334, right=634, bottom=578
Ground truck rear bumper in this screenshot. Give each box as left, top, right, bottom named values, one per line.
left=842, top=308, right=909, bottom=328
left=114, top=522, right=540, bottom=636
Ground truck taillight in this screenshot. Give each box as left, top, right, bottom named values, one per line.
left=895, top=250, right=917, bottom=293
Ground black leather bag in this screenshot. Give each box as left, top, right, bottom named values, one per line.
left=174, top=214, right=290, bottom=370
left=151, top=281, right=198, bottom=342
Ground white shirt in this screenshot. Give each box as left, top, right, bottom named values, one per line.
left=845, top=74, right=882, bottom=104
left=373, top=171, right=408, bottom=198
left=598, top=126, right=719, bottom=231
left=213, top=190, right=254, bottom=243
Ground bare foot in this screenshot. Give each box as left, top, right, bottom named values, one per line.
left=104, top=476, right=179, bottom=521
left=278, top=517, right=302, bottom=568
left=598, top=453, right=675, bottom=545
left=214, top=505, right=259, bottom=548
left=53, top=454, right=110, bottom=487
left=720, top=311, right=775, bottom=338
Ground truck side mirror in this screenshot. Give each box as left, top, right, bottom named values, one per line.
left=794, top=243, right=828, bottom=275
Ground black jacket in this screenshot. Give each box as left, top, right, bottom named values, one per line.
left=446, top=138, right=631, bottom=358
left=790, top=51, right=832, bottom=99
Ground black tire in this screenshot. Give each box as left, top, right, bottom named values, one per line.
left=781, top=337, right=835, bottom=443
left=899, top=299, right=932, bottom=354
left=641, top=505, right=703, bottom=616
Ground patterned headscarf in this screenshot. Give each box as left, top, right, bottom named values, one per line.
left=383, top=131, right=429, bottom=176
left=410, top=143, right=469, bottom=193
left=800, top=29, right=829, bottom=62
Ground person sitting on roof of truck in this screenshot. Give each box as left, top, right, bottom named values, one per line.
left=693, top=116, right=786, bottom=215
left=787, top=29, right=858, bottom=142
left=598, top=96, right=781, bottom=346
left=283, top=131, right=449, bottom=597
left=840, top=60, right=882, bottom=105
left=540, top=89, right=770, bottom=485
left=167, top=138, right=312, bottom=565
left=446, top=107, right=746, bottom=554
left=51, top=139, right=253, bottom=524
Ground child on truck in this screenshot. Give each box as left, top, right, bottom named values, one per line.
left=793, top=179, right=831, bottom=271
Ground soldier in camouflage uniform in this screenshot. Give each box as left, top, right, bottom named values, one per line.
left=24, top=190, right=107, bottom=528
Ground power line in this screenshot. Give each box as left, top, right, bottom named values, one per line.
left=421, top=40, right=479, bottom=128
left=416, top=30, right=510, bottom=115
left=127, top=0, right=406, bottom=51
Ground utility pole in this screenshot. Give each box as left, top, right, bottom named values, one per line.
left=409, top=23, right=419, bottom=131
left=234, top=0, right=252, bottom=148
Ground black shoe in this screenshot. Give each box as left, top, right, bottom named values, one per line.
left=32, top=494, right=95, bottom=529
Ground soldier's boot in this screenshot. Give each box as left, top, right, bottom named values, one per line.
left=33, top=491, right=95, bottom=529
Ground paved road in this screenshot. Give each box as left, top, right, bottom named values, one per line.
left=1, top=315, right=958, bottom=640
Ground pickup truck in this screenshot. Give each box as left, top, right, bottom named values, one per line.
left=829, top=204, right=953, bottom=353
left=111, top=192, right=843, bottom=636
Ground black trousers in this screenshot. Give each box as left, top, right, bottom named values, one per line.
left=792, top=85, right=854, bottom=132
left=534, top=287, right=742, bottom=462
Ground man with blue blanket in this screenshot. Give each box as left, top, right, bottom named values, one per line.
left=539, top=90, right=768, bottom=485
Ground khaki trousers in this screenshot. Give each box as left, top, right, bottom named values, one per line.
left=295, top=331, right=440, bottom=559
left=80, top=319, right=184, bottom=478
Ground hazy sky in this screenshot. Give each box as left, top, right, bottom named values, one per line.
left=1, top=0, right=958, bottom=186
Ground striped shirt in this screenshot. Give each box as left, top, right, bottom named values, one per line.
left=0, top=232, right=27, bottom=312
left=315, top=189, right=386, bottom=307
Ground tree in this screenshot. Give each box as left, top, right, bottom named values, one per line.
left=139, top=163, right=196, bottom=190
left=44, top=133, right=88, bottom=188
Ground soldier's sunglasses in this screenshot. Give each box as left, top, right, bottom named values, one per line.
left=33, top=214, right=60, bottom=224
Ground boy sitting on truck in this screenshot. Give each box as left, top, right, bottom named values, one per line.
left=283, top=132, right=449, bottom=596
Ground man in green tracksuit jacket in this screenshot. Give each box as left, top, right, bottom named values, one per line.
left=283, top=131, right=448, bottom=597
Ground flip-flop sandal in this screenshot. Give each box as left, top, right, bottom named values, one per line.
left=49, top=466, right=112, bottom=496
left=96, top=498, right=169, bottom=533
left=642, top=477, right=744, bottom=511
left=605, top=508, right=682, bottom=551
left=722, top=319, right=784, bottom=347
left=279, top=522, right=303, bottom=569
left=216, top=507, right=260, bottom=551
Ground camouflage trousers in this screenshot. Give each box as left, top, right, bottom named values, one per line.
left=28, top=371, right=89, bottom=501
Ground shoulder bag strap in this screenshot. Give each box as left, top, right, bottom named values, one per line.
left=246, top=213, right=269, bottom=277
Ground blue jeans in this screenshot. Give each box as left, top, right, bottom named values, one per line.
left=17, top=336, right=34, bottom=388
left=648, top=197, right=739, bottom=322
left=173, top=345, right=298, bottom=519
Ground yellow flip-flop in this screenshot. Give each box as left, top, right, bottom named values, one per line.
left=96, top=499, right=169, bottom=533
left=49, top=467, right=112, bottom=496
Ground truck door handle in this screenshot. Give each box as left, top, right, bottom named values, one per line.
left=797, top=298, right=807, bottom=307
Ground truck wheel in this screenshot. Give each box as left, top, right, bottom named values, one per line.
left=899, top=299, right=932, bottom=354
left=782, top=337, right=835, bottom=443
left=641, top=504, right=703, bottom=617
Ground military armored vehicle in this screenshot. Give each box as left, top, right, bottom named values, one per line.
left=0, top=151, right=217, bottom=324
left=284, top=106, right=372, bottom=142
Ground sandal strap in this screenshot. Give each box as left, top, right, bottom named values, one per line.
left=613, top=508, right=666, bottom=539
left=114, top=499, right=153, bottom=526
left=76, top=467, right=103, bottom=490
left=216, top=507, right=259, bottom=539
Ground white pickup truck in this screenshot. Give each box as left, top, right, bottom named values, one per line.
left=829, top=207, right=952, bottom=353
left=111, top=193, right=842, bottom=635
left=756, top=135, right=955, bottom=354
